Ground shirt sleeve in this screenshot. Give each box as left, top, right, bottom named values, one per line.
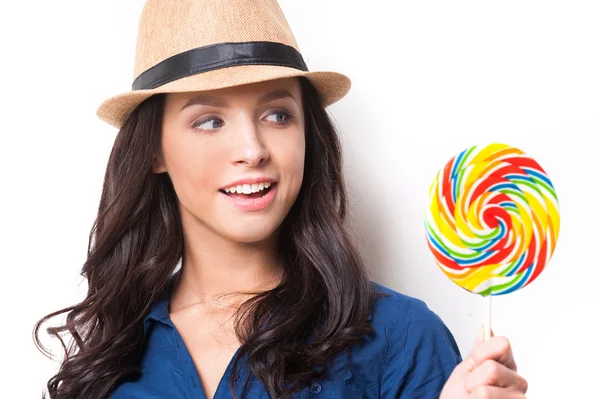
left=380, top=310, right=462, bottom=399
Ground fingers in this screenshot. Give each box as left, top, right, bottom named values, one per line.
left=469, top=385, right=527, bottom=398
left=447, top=357, right=478, bottom=380
left=468, top=335, right=518, bottom=372
left=464, top=359, right=528, bottom=393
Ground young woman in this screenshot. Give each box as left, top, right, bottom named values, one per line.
left=34, top=1, right=528, bottom=398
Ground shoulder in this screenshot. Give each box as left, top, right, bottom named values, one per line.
left=368, top=280, right=460, bottom=353
left=347, top=279, right=462, bottom=365
left=368, top=280, right=447, bottom=326
left=366, top=280, right=462, bottom=398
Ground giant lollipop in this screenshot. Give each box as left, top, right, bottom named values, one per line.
left=425, top=143, right=560, bottom=338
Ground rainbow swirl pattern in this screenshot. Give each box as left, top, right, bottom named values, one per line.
left=425, top=143, right=560, bottom=296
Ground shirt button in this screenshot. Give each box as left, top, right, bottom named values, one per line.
left=309, top=382, right=322, bottom=394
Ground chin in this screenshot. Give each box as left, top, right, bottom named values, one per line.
left=222, top=222, right=281, bottom=244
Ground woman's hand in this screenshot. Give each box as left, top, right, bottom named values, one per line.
left=440, top=327, right=528, bottom=398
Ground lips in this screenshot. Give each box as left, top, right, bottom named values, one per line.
left=219, top=183, right=275, bottom=197
left=220, top=177, right=277, bottom=191
left=219, top=182, right=277, bottom=211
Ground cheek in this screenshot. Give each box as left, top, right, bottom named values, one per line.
left=275, top=131, right=305, bottom=192
left=290, top=144, right=305, bottom=181
left=163, top=139, right=222, bottom=200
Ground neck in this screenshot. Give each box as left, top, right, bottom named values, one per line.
left=169, top=217, right=285, bottom=313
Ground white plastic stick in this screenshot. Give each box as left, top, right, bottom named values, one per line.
left=484, top=294, right=492, bottom=341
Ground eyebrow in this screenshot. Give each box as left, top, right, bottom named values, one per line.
left=180, top=88, right=296, bottom=112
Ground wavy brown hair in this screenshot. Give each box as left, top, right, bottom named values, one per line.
left=34, top=76, right=382, bottom=399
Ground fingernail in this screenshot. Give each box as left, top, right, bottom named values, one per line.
left=466, top=357, right=475, bottom=371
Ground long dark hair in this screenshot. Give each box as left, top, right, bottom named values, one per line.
left=34, top=77, right=381, bottom=399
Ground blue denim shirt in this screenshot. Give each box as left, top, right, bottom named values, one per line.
left=111, top=272, right=462, bottom=398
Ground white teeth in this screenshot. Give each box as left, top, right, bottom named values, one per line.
left=224, top=182, right=272, bottom=194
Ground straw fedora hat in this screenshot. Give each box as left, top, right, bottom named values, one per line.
left=96, top=0, right=351, bottom=129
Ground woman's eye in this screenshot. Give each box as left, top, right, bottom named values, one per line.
left=193, top=118, right=224, bottom=131
left=265, top=111, right=293, bottom=125
left=193, top=111, right=292, bottom=131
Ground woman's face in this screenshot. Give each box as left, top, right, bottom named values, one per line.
left=155, top=77, right=305, bottom=244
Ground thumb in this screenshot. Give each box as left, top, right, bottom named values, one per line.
left=445, top=326, right=485, bottom=379
left=474, top=325, right=486, bottom=346
left=448, top=328, right=485, bottom=378
left=466, top=325, right=486, bottom=360
left=451, top=326, right=495, bottom=381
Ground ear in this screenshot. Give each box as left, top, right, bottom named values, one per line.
left=152, top=153, right=167, bottom=174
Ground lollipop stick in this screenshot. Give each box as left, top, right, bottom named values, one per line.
left=484, top=294, right=492, bottom=342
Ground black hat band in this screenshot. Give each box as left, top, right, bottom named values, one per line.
left=132, top=41, right=309, bottom=91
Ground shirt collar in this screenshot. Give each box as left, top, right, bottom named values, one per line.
left=143, top=269, right=181, bottom=338
left=142, top=271, right=374, bottom=338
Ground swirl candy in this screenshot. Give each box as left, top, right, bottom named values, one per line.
left=425, top=143, right=560, bottom=296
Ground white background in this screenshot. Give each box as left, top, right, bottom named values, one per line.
left=1, top=1, right=599, bottom=398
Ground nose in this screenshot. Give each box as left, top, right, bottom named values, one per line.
left=230, top=117, right=269, bottom=167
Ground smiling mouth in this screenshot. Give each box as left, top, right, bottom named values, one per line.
left=219, top=183, right=276, bottom=199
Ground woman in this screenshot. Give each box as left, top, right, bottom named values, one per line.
left=34, top=0, right=529, bottom=398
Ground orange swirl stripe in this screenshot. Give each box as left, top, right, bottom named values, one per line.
left=425, top=143, right=560, bottom=296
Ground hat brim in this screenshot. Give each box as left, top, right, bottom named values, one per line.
left=96, top=65, right=351, bottom=129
